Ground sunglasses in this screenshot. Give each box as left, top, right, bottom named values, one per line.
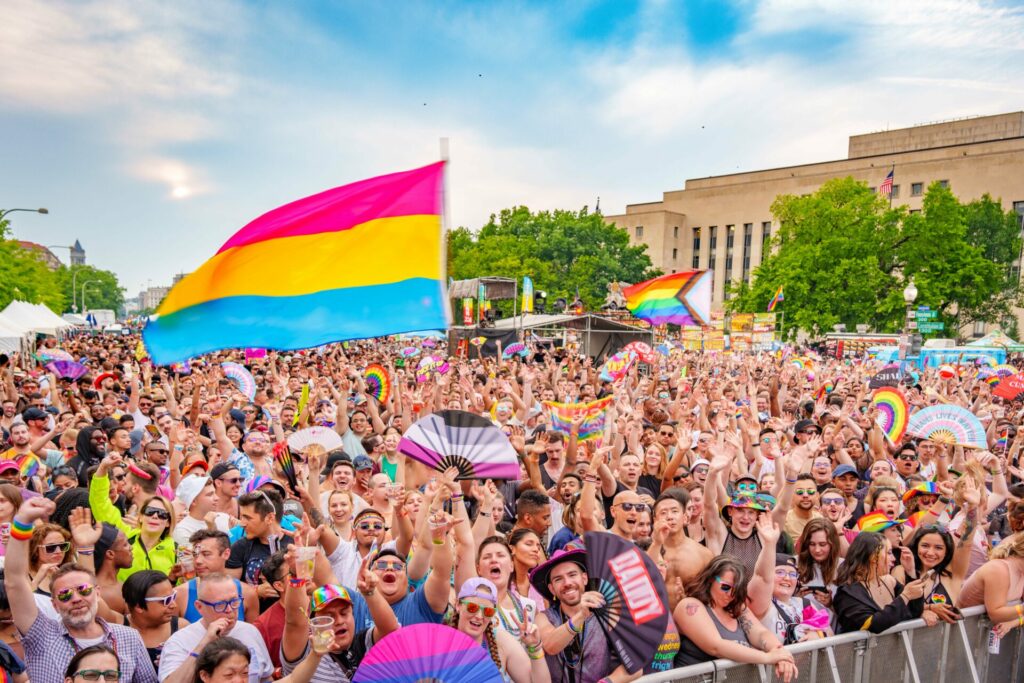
left=714, top=576, right=734, bottom=593
left=736, top=482, right=757, bottom=492
left=199, top=597, right=242, bottom=613
left=461, top=600, right=496, bottom=618
left=56, top=583, right=95, bottom=602
left=374, top=560, right=405, bottom=572
left=616, top=503, right=645, bottom=512
left=42, top=542, right=71, bottom=555
left=800, top=429, right=821, bottom=436
left=143, top=508, right=171, bottom=521
left=148, top=448, right=169, bottom=455
left=218, top=477, right=242, bottom=485
left=659, top=431, right=675, bottom=437
left=358, top=522, right=385, bottom=531
left=692, top=467, right=709, bottom=474
left=74, top=670, right=121, bottom=682
left=144, top=593, right=177, bottom=607
left=90, top=436, right=108, bottom=443
left=821, top=497, right=844, bottom=506
left=794, top=489, right=816, bottom=496
left=896, top=453, right=918, bottom=461
left=112, top=473, right=127, bottom=482
left=673, top=473, right=689, bottom=482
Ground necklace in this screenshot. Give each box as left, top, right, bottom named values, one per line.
left=495, top=592, right=524, bottom=634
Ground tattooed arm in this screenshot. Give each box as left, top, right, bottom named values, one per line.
left=737, top=608, right=783, bottom=653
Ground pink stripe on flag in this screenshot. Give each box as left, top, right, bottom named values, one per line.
left=217, top=161, right=444, bottom=253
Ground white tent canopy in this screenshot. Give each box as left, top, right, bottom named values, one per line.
left=0, top=315, right=29, bottom=353
left=0, top=301, right=73, bottom=336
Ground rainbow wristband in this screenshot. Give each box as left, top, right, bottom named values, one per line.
left=9, top=518, right=33, bottom=541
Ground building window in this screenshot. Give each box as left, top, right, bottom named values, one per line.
left=869, top=187, right=876, bottom=194
left=939, top=180, right=949, bottom=189
left=973, top=321, right=987, bottom=337
left=709, top=226, right=718, bottom=270
left=761, top=221, right=772, bottom=253
left=1013, top=201, right=1024, bottom=216
left=673, top=226, right=679, bottom=239
left=725, top=225, right=735, bottom=273
left=692, top=227, right=701, bottom=268
left=891, top=185, right=900, bottom=199
left=635, top=226, right=643, bottom=238
left=911, top=183, right=923, bottom=197
left=742, top=224, right=752, bottom=281
left=910, top=209, right=921, bottom=215
left=672, top=248, right=678, bottom=260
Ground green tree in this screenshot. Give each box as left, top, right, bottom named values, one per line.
left=728, top=178, right=1018, bottom=339
left=0, top=220, right=65, bottom=313
left=448, top=206, right=660, bottom=310
left=55, top=265, right=125, bottom=314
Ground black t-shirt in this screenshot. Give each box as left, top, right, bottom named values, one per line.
left=226, top=534, right=293, bottom=586
left=601, top=481, right=655, bottom=527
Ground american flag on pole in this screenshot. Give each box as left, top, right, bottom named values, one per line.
left=879, top=169, right=894, bottom=197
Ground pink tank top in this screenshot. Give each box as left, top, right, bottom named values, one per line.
left=958, top=558, right=1024, bottom=608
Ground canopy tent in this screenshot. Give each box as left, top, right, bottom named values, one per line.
left=62, top=313, right=88, bottom=326
left=966, top=330, right=1024, bottom=352
left=0, top=301, right=73, bottom=336
left=451, top=313, right=653, bottom=358
left=0, top=315, right=29, bottom=353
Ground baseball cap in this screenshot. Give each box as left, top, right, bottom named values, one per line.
left=128, top=429, right=145, bottom=457
left=691, top=458, right=711, bottom=471
left=832, top=465, right=858, bottom=480
left=21, top=407, right=48, bottom=422
left=0, top=461, right=18, bottom=475
left=310, top=584, right=353, bottom=612
left=353, top=454, right=373, bottom=471
left=775, top=553, right=798, bottom=569
left=209, top=462, right=239, bottom=481
left=794, top=419, right=821, bottom=435
left=175, top=474, right=211, bottom=510
left=458, top=577, right=498, bottom=603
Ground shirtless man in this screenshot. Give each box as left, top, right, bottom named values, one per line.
left=648, top=490, right=713, bottom=609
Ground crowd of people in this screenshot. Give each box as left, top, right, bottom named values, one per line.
left=0, top=330, right=1022, bottom=683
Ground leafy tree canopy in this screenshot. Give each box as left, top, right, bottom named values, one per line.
left=448, top=206, right=660, bottom=310
left=0, top=221, right=65, bottom=313
left=55, top=264, right=126, bottom=314
left=728, top=178, right=1021, bottom=338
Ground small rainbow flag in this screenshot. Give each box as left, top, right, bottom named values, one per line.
left=142, top=163, right=448, bottom=365
left=767, top=285, right=784, bottom=312
left=996, top=429, right=1009, bottom=451
left=543, top=397, right=613, bottom=442
left=623, top=270, right=711, bottom=326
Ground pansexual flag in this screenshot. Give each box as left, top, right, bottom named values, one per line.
left=143, top=163, right=448, bottom=365
left=544, top=397, right=613, bottom=442
left=767, top=285, right=784, bottom=312
left=623, top=270, right=711, bottom=326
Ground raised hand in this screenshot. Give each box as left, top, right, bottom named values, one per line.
left=755, top=514, right=780, bottom=547
left=69, top=507, right=103, bottom=547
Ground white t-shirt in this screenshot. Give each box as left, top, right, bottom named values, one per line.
left=159, top=620, right=272, bottom=683
left=325, top=537, right=397, bottom=587
left=172, top=513, right=231, bottom=547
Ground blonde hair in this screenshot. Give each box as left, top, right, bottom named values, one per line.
left=954, top=461, right=987, bottom=508
left=991, top=532, right=1024, bottom=560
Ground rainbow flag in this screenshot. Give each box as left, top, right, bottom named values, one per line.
left=623, top=270, right=711, bottom=326
left=143, top=163, right=448, bottom=364
left=543, top=397, right=613, bottom=442
left=767, top=285, right=784, bottom=312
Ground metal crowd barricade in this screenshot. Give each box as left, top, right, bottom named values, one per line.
left=635, top=605, right=1024, bottom=683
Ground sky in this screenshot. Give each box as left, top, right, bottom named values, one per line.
left=2, top=0, right=1023, bottom=298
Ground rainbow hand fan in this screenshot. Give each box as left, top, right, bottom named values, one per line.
left=287, top=426, right=344, bottom=459
left=271, top=441, right=298, bottom=493
left=221, top=362, right=256, bottom=400
left=421, top=338, right=437, bottom=348
left=469, top=336, right=486, bottom=347
left=364, top=363, right=391, bottom=404
left=976, top=355, right=997, bottom=368
left=995, top=364, right=1017, bottom=378
left=906, top=404, right=987, bottom=448
left=871, top=387, right=909, bottom=443
left=352, top=623, right=502, bottom=683
left=398, top=410, right=520, bottom=480
left=399, top=346, right=420, bottom=358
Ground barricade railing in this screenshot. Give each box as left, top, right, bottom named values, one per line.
left=635, top=605, right=1024, bottom=683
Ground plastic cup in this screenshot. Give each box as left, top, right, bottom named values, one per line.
left=295, top=546, right=316, bottom=581
left=310, top=616, right=335, bottom=654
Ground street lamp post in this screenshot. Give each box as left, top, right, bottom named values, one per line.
left=900, top=278, right=919, bottom=360
left=80, top=280, right=100, bottom=314
left=0, top=208, right=49, bottom=237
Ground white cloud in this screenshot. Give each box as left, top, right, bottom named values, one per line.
left=130, top=157, right=211, bottom=200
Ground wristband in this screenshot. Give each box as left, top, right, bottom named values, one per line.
left=174, top=444, right=184, bottom=451
left=11, top=518, right=33, bottom=534
left=289, top=577, right=307, bottom=588
left=432, top=538, right=445, bottom=546
left=76, top=545, right=95, bottom=552
left=451, top=494, right=464, bottom=502
left=938, top=496, right=951, bottom=505
left=1019, top=615, right=1023, bottom=628
left=189, top=652, right=199, bottom=658
left=78, top=550, right=95, bottom=556
left=1016, top=604, right=1022, bottom=617
left=528, top=649, right=545, bottom=661
left=786, top=478, right=797, bottom=484
left=360, top=589, right=376, bottom=597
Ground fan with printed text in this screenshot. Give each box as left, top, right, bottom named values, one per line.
left=906, top=404, right=987, bottom=449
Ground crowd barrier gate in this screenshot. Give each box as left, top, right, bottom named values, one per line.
left=635, top=605, right=1024, bottom=683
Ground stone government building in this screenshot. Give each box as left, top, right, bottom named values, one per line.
left=605, top=112, right=1024, bottom=336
